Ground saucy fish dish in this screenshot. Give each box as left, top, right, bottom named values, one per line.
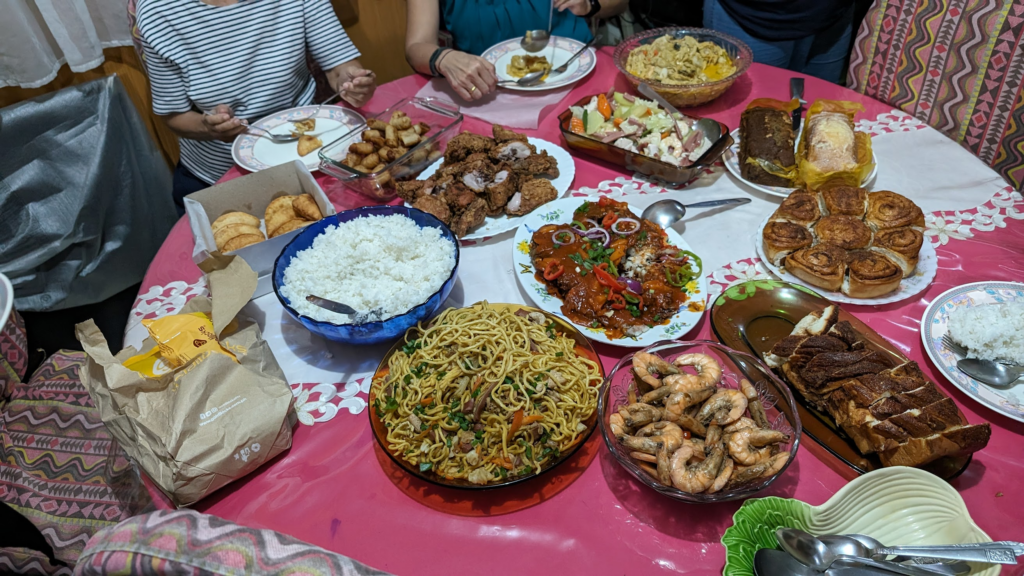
left=530, top=197, right=701, bottom=339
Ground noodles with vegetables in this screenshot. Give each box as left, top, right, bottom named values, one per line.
left=371, top=303, right=602, bottom=485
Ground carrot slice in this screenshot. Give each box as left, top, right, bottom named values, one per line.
left=508, top=409, right=524, bottom=439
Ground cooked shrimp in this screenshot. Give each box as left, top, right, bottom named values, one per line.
left=630, top=451, right=657, bottom=463
left=726, top=427, right=790, bottom=466
left=669, top=412, right=707, bottom=438
left=705, top=422, right=723, bottom=451
left=610, top=413, right=631, bottom=437
left=696, top=389, right=748, bottom=425
left=740, top=378, right=771, bottom=429
left=707, top=456, right=734, bottom=494
left=619, top=422, right=685, bottom=455
left=640, top=386, right=673, bottom=404
left=632, top=352, right=679, bottom=388
left=723, top=417, right=757, bottom=434
left=729, top=452, right=790, bottom=487
left=664, top=387, right=716, bottom=418
left=619, top=403, right=662, bottom=428
left=670, top=445, right=724, bottom=493
left=671, top=353, right=723, bottom=387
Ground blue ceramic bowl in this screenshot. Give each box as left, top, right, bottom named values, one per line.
left=272, top=205, right=460, bottom=346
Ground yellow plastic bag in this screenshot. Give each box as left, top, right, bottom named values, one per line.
left=122, top=346, right=175, bottom=379
left=141, top=311, right=237, bottom=368
left=797, top=99, right=875, bottom=190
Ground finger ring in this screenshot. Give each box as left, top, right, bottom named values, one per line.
left=469, top=85, right=477, bottom=93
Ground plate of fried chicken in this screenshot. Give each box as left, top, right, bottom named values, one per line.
left=395, top=125, right=575, bottom=240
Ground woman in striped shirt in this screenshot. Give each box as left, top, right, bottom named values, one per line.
left=137, top=0, right=376, bottom=212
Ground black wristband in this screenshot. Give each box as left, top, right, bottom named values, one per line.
left=428, top=48, right=446, bottom=77
left=585, top=0, right=601, bottom=18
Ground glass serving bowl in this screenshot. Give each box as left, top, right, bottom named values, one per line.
left=614, top=27, right=753, bottom=108
left=272, top=205, right=460, bottom=346
left=598, top=340, right=802, bottom=502
left=318, top=97, right=463, bottom=202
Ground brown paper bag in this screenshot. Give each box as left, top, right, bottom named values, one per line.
left=75, top=255, right=296, bottom=507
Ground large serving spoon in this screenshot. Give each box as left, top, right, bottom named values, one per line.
left=844, top=533, right=1021, bottom=566
left=520, top=0, right=554, bottom=52
left=497, top=69, right=547, bottom=88
left=957, top=358, right=1023, bottom=388
left=637, top=82, right=724, bottom=142
left=755, top=548, right=914, bottom=576
left=776, top=529, right=949, bottom=576
left=819, top=535, right=970, bottom=575
left=641, top=198, right=752, bottom=230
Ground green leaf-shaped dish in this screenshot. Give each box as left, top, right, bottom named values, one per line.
left=721, top=467, right=997, bottom=575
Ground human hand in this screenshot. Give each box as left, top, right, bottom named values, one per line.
left=202, top=105, right=247, bottom=142
left=437, top=51, right=498, bottom=101
left=553, top=0, right=591, bottom=16
left=339, top=68, right=376, bottom=108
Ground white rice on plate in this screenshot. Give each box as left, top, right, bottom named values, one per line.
left=947, top=302, right=1024, bottom=365
left=280, top=214, right=456, bottom=324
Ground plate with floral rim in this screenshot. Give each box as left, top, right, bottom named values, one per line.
left=482, top=36, right=597, bottom=92
left=921, top=281, right=1024, bottom=424
left=232, top=105, right=365, bottom=172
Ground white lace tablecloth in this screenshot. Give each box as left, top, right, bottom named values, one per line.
left=125, top=110, right=1023, bottom=427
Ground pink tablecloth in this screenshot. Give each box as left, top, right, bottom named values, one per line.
left=133, top=49, right=1024, bottom=575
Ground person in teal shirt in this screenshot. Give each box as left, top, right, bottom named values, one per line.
left=406, top=0, right=626, bottom=101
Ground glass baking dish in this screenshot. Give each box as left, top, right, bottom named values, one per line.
left=557, top=94, right=732, bottom=185
left=319, top=97, right=463, bottom=201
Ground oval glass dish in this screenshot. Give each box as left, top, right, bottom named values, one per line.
left=613, top=27, right=752, bottom=108
left=368, top=303, right=605, bottom=489
left=599, top=340, right=802, bottom=502
left=272, top=205, right=460, bottom=346
left=557, top=93, right=732, bottom=185
left=318, top=96, right=463, bottom=202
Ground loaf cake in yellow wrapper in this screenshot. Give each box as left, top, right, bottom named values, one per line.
left=796, top=99, right=875, bottom=190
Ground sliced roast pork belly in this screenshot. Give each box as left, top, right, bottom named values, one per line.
left=879, top=424, right=991, bottom=467
left=799, top=350, right=893, bottom=390
left=827, top=321, right=865, bottom=350
left=787, top=335, right=850, bottom=372
left=792, top=305, right=840, bottom=336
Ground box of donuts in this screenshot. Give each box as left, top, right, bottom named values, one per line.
left=183, top=160, right=336, bottom=298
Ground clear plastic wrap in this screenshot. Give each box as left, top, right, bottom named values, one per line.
left=797, top=99, right=875, bottom=190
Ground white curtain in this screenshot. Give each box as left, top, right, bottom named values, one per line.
left=0, top=0, right=133, bottom=89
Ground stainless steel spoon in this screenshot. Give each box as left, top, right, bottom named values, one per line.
left=640, top=198, right=752, bottom=229
left=637, top=82, right=724, bottom=143
left=820, top=535, right=970, bottom=574
left=777, top=529, right=945, bottom=576
left=306, top=295, right=356, bottom=315
left=520, top=1, right=554, bottom=53
left=497, top=69, right=547, bottom=88
left=847, top=533, right=1020, bottom=565
left=756, top=548, right=908, bottom=576
left=957, top=358, right=1024, bottom=388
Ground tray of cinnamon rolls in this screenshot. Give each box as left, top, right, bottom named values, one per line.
left=757, top=184, right=937, bottom=304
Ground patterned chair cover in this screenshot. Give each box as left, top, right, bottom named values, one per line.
left=0, top=309, right=152, bottom=575
left=74, top=509, right=391, bottom=576
left=847, top=0, right=1024, bottom=190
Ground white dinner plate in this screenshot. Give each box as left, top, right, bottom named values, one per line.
left=232, top=105, right=365, bottom=172
left=755, top=214, right=937, bottom=306
left=481, top=36, right=597, bottom=92
left=414, top=137, right=576, bottom=241
left=723, top=128, right=878, bottom=198
left=512, top=197, right=706, bottom=348
left=921, top=281, right=1024, bottom=423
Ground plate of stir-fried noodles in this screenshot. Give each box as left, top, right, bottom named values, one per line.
left=369, top=302, right=604, bottom=488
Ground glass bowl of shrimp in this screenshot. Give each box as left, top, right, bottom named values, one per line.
left=598, top=340, right=801, bottom=502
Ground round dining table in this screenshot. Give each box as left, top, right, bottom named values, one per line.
left=127, top=48, right=1024, bottom=575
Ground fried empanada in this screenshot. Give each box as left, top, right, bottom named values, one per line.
left=223, top=233, right=265, bottom=252
left=212, top=211, right=260, bottom=233
left=293, top=194, right=323, bottom=221
left=265, top=196, right=298, bottom=236
left=298, top=134, right=323, bottom=157
left=271, top=218, right=312, bottom=238
left=214, top=223, right=263, bottom=250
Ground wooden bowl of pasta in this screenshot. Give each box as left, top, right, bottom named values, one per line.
left=368, top=302, right=605, bottom=489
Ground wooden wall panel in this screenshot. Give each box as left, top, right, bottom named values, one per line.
left=336, top=0, right=414, bottom=84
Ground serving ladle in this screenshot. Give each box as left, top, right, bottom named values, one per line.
left=641, top=198, right=752, bottom=230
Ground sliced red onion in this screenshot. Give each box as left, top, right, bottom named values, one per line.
left=584, top=218, right=601, bottom=230
left=552, top=230, right=575, bottom=245
left=585, top=227, right=610, bottom=247
left=618, top=276, right=642, bottom=294
left=611, top=218, right=640, bottom=235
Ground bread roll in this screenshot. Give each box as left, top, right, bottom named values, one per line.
left=785, top=243, right=847, bottom=292
left=771, top=191, right=822, bottom=227
left=842, top=250, right=903, bottom=298
left=813, top=215, right=872, bottom=250
left=871, top=227, right=923, bottom=275
left=865, top=191, right=925, bottom=231
left=819, top=185, right=868, bottom=217
left=762, top=221, right=812, bottom=266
